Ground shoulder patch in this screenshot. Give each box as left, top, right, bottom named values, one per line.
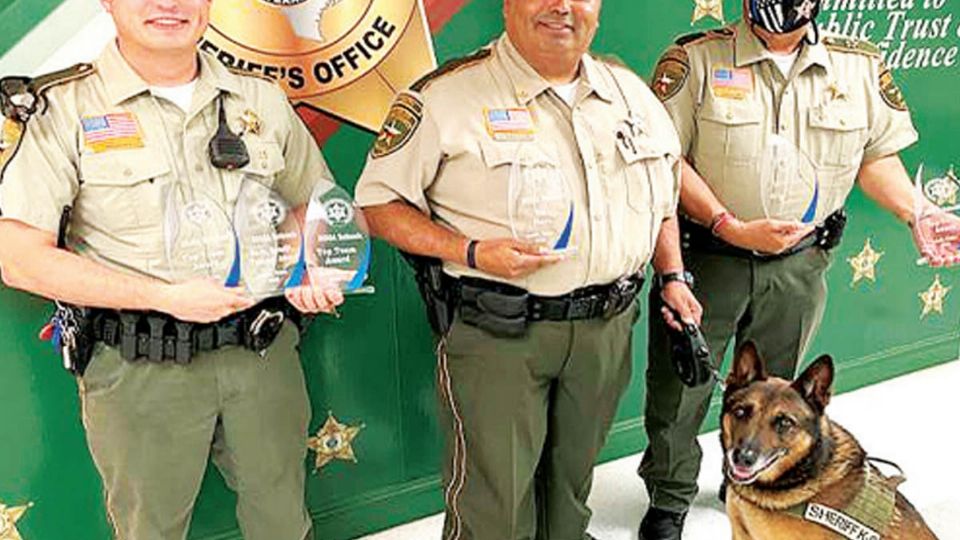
left=410, top=48, right=492, bottom=93
left=651, top=46, right=690, bottom=102
left=822, top=36, right=880, bottom=57
left=0, top=116, right=26, bottom=181
left=371, top=92, right=423, bottom=159
left=879, top=67, right=908, bottom=111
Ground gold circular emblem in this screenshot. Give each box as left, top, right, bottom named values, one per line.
left=202, top=0, right=419, bottom=100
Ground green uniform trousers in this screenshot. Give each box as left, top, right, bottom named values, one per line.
left=639, top=247, right=831, bottom=512
left=78, top=321, right=313, bottom=540
left=438, top=299, right=639, bottom=540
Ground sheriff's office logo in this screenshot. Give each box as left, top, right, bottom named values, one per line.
left=879, top=68, right=908, bottom=111
left=201, top=0, right=437, bottom=131
left=371, top=92, right=422, bottom=159
left=323, top=198, right=354, bottom=226
left=652, top=46, right=689, bottom=102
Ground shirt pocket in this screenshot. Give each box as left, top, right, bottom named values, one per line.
left=78, top=147, right=171, bottom=232
left=226, top=141, right=287, bottom=203
left=807, top=105, right=868, bottom=168
left=696, top=99, right=763, bottom=163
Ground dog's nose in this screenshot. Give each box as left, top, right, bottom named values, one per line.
left=733, top=447, right=759, bottom=468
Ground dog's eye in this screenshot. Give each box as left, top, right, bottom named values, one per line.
left=774, top=415, right=796, bottom=434
left=732, top=406, right=750, bottom=420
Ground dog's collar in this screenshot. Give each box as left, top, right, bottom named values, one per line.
left=782, top=461, right=904, bottom=540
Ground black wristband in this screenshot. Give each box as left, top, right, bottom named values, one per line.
left=466, top=240, right=479, bottom=269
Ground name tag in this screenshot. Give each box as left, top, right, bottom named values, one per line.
left=804, top=503, right=881, bottom=540
left=711, top=66, right=754, bottom=100
left=485, top=108, right=536, bottom=141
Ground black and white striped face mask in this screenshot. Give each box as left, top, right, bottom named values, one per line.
left=748, top=0, right=820, bottom=34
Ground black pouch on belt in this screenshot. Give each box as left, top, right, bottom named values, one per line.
left=458, top=277, right=529, bottom=338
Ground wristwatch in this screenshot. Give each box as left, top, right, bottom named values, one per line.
left=656, top=270, right=695, bottom=290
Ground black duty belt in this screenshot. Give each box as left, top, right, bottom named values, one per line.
left=454, top=272, right=644, bottom=323
left=88, top=298, right=301, bottom=364
left=680, top=209, right=847, bottom=260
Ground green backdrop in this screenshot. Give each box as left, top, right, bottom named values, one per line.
left=2, top=1, right=959, bottom=539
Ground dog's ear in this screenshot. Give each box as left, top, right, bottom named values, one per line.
left=792, top=355, right=834, bottom=412
left=727, top=341, right=767, bottom=390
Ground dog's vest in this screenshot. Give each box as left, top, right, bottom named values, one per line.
left=783, top=463, right=904, bottom=540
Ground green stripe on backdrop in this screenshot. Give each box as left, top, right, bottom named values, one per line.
left=0, top=0, right=63, bottom=55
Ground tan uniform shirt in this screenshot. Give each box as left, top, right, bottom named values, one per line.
left=0, top=42, right=332, bottom=282
left=356, top=35, right=681, bottom=296
left=652, top=20, right=918, bottom=223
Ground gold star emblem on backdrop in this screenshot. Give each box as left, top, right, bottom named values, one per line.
left=692, top=0, right=724, bottom=25
left=848, top=239, right=883, bottom=286
left=920, top=275, right=950, bottom=318
left=0, top=501, right=33, bottom=540
left=307, top=412, right=364, bottom=471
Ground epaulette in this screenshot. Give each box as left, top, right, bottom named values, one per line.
left=675, top=25, right=735, bottom=47
left=31, top=62, right=96, bottom=97
left=592, top=52, right=631, bottom=70
left=822, top=35, right=880, bottom=57
left=226, top=65, right=279, bottom=85
left=411, top=48, right=492, bottom=93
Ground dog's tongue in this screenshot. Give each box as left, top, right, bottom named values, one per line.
left=731, top=465, right=756, bottom=482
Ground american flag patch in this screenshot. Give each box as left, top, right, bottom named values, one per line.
left=81, top=112, right=143, bottom=152
left=485, top=108, right=536, bottom=141
left=711, top=67, right=754, bottom=100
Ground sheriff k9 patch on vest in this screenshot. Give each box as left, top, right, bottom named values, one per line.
left=371, top=92, right=423, bottom=159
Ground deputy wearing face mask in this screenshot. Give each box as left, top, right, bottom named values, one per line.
left=636, top=1, right=960, bottom=538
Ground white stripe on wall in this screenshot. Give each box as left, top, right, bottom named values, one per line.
left=0, top=0, right=113, bottom=76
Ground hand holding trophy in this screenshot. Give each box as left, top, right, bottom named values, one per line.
left=913, top=164, right=960, bottom=267
left=507, top=143, right=575, bottom=256
left=759, top=135, right=820, bottom=225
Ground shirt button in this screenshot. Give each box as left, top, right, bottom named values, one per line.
left=194, top=164, right=204, bottom=172
left=725, top=112, right=733, bottom=120
left=840, top=119, right=847, bottom=126
left=123, top=168, right=132, bottom=177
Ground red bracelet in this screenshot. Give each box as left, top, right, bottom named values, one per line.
left=710, top=211, right=735, bottom=236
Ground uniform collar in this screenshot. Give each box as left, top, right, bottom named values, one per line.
left=734, top=19, right=833, bottom=76
left=496, top=33, right=613, bottom=106
left=98, top=40, right=243, bottom=106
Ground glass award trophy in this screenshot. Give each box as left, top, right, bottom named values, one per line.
left=759, top=135, right=820, bottom=224
left=164, top=186, right=241, bottom=287
left=913, top=163, right=960, bottom=266
left=304, top=179, right=373, bottom=294
left=233, top=175, right=306, bottom=299
left=507, top=144, right=575, bottom=253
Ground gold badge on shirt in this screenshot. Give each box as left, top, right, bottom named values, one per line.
left=201, top=0, right=437, bottom=132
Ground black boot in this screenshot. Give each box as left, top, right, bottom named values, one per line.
left=638, top=507, right=687, bottom=540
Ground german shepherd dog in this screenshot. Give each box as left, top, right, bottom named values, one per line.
left=720, top=342, right=938, bottom=540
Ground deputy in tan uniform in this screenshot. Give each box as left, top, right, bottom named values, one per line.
left=355, top=1, right=702, bottom=539
left=637, top=1, right=960, bottom=538
left=0, top=1, right=345, bottom=539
